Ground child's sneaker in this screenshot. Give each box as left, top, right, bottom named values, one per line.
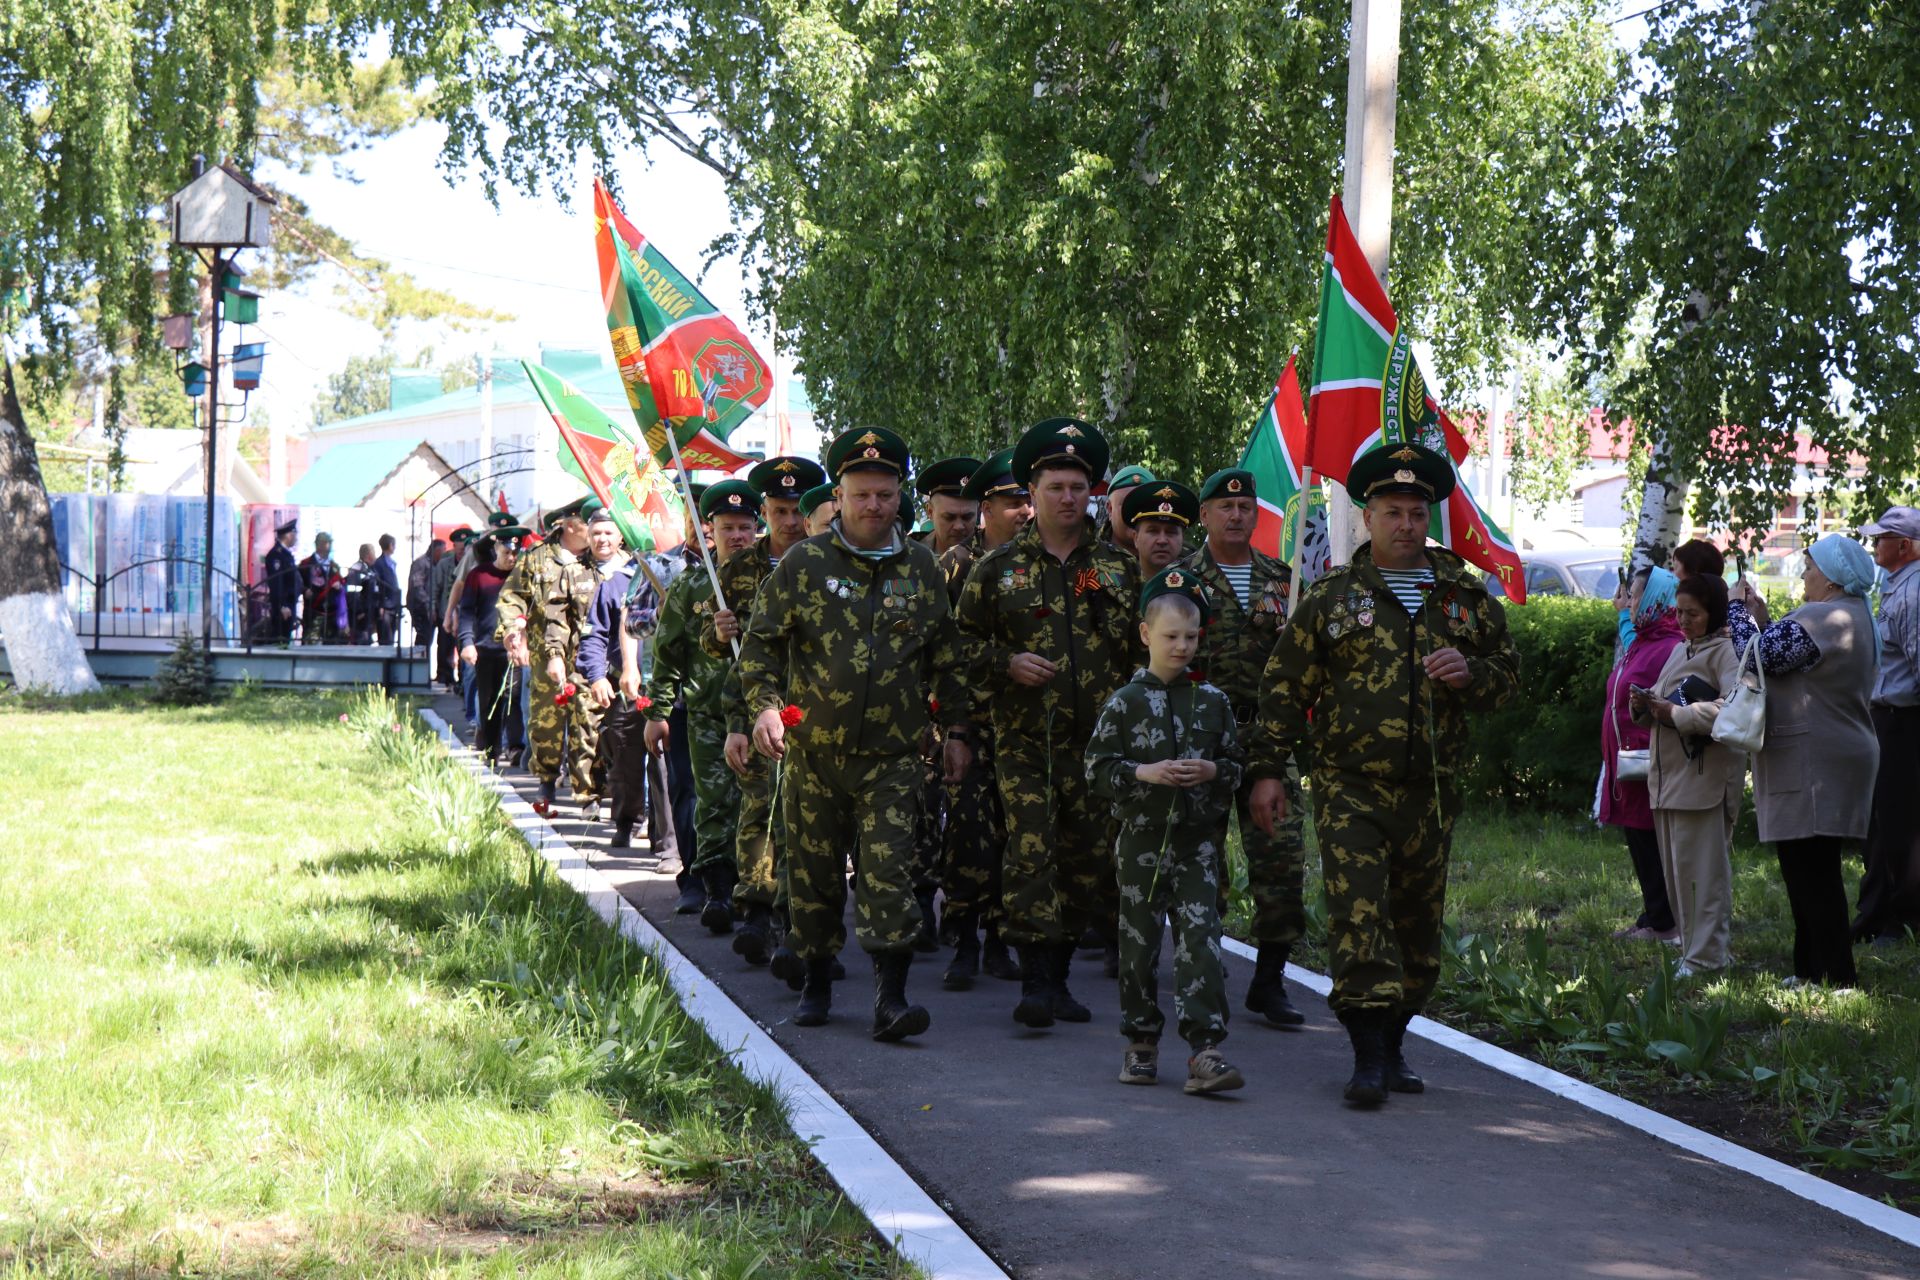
left=1184, top=1046, right=1245, bottom=1095
left=1118, top=1042, right=1158, bottom=1086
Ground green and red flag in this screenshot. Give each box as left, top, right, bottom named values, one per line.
left=1237, top=355, right=1328, bottom=579
left=525, top=360, right=687, bottom=555
left=593, top=177, right=768, bottom=471
left=1307, top=195, right=1526, bottom=601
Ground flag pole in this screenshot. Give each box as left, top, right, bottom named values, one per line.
left=655, top=413, right=741, bottom=660
left=1289, top=463, right=1315, bottom=616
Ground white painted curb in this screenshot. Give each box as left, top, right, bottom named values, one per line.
left=1221, top=936, right=1920, bottom=1251
left=419, top=710, right=1010, bottom=1280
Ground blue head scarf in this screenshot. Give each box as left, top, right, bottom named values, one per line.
left=1807, top=534, right=1881, bottom=665
left=1635, top=567, right=1680, bottom=627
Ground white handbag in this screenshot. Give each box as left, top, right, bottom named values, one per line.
left=1711, top=634, right=1766, bottom=753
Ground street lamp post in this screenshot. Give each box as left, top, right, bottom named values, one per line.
left=167, top=155, right=274, bottom=653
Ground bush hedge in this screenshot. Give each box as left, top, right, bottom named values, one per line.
left=1461, top=595, right=1616, bottom=814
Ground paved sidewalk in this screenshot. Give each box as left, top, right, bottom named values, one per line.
left=443, top=700, right=1920, bottom=1279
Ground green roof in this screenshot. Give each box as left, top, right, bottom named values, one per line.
left=285, top=438, right=423, bottom=505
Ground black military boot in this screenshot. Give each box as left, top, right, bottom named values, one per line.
left=1051, top=942, right=1092, bottom=1022
left=982, top=923, right=1020, bottom=981
left=532, top=777, right=558, bottom=818
left=732, top=903, right=773, bottom=965
left=1102, top=941, right=1119, bottom=979
left=608, top=820, right=633, bottom=850
left=699, top=865, right=737, bottom=934
left=1012, top=946, right=1057, bottom=1029
left=912, top=886, right=940, bottom=953
left=768, top=910, right=805, bottom=990
left=673, top=868, right=706, bottom=915
left=1338, top=1008, right=1390, bottom=1106
left=943, top=911, right=980, bottom=990
left=1245, top=945, right=1307, bottom=1028
left=1383, top=1009, right=1426, bottom=1093
left=871, top=951, right=931, bottom=1042
left=793, top=955, right=835, bottom=1027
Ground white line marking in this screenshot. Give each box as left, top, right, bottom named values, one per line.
left=418, top=710, right=1011, bottom=1280
left=1220, top=936, right=1920, bottom=1250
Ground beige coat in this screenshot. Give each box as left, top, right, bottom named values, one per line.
left=1753, top=597, right=1879, bottom=843
left=1636, top=631, right=1747, bottom=811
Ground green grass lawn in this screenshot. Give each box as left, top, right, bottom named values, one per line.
left=0, top=686, right=915, bottom=1278
left=1231, top=799, right=1920, bottom=1207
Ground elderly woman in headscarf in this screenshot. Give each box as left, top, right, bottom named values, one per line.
left=1750, top=534, right=1881, bottom=988
left=1600, top=567, right=1688, bottom=941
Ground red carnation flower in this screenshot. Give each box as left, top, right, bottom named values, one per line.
left=633, top=695, right=654, bottom=711
left=929, top=698, right=941, bottom=715
left=1188, top=670, right=1208, bottom=684
left=1032, top=606, right=1054, bottom=619
left=779, top=704, right=806, bottom=727
left=555, top=682, right=577, bottom=707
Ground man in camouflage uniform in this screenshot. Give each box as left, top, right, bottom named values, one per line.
left=938, top=449, right=1031, bottom=988
left=646, top=481, right=762, bottom=920
left=1120, top=479, right=1197, bottom=578
left=1249, top=443, right=1519, bottom=1105
left=548, top=504, right=633, bottom=820
left=1086, top=566, right=1245, bottom=1094
left=1182, top=467, right=1309, bottom=1029
left=705, top=455, right=826, bottom=957
left=738, top=426, right=971, bottom=1041
left=956, top=418, right=1138, bottom=1030
left=1099, top=463, right=1155, bottom=560
left=801, top=483, right=837, bottom=537
left=498, top=507, right=591, bottom=816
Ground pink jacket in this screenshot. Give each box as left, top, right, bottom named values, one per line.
left=1599, top=617, right=1684, bottom=829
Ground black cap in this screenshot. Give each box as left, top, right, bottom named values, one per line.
left=1122, top=479, right=1199, bottom=528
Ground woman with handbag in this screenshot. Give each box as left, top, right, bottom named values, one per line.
left=1600, top=568, right=1686, bottom=941
left=1750, top=534, right=1880, bottom=988
left=1631, top=575, right=1746, bottom=977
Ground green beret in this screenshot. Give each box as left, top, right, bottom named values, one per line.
left=687, top=481, right=709, bottom=511
left=1122, top=479, right=1199, bottom=529
left=1198, top=468, right=1257, bottom=502
left=825, top=426, right=911, bottom=480
left=1140, top=564, right=1211, bottom=625
left=799, top=483, right=836, bottom=517
left=582, top=497, right=606, bottom=518
left=1109, top=464, right=1156, bottom=490
left=1011, top=417, right=1109, bottom=485
left=700, top=478, right=763, bottom=521
left=748, top=455, right=828, bottom=501
left=915, top=456, right=982, bottom=499
left=448, top=527, right=473, bottom=545
left=486, top=511, right=520, bottom=531
left=962, top=447, right=1026, bottom=502
left=1347, top=441, right=1456, bottom=506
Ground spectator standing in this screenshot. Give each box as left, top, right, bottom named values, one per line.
left=298, top=533, right=343, bottom=644
left=375, top=534, right=402, bottom=646
left=1750, top=534, right=1880, bottom=987
left=1631, top=575, right=1745, bottom=977
left=458, top=524, right=529, bottom=764
left=343, top=544, right=382, bottom=645
left=1857, top=506, right=1920, bottom=945
left=263, top=519, right=299, bottom=644
left=1600, top=567, right=1685, bottom=941
left=407, top=539, right=446, bottom=665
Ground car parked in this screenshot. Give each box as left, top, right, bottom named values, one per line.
left=1484, top=547, right=1623, bottom=600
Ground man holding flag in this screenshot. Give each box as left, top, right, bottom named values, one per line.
left=1248, top=441, right=1518, bottom=1106
left=1181, top=468, right=1308, bottom=1029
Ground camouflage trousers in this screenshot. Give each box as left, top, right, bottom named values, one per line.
left=1224, top=767, right=1307, bottom=946
left=568, top=690, right=607, bottom=803
left=783, top=748, right=925, bottom=959
left=912, top=754, right=944, bottom=892
left=686, top=711, right=740, bottom=875
left=734, top=752, right=786, bottom=910
left=1313, top=770, right=1456, bottom=1014
left=527, top=659, right=568, bottom=784
left=996, top=734, right=1116, bottom=948
left=941, top=732, right=1005, bottom=923
left=1116, top=822, right=1229, bottom=1052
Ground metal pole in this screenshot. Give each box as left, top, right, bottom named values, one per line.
left=658, top=421, right=740, bottom=658
left=203, top=250, right=222, bottom=654
left=1326, top=0, right=1401, bottom=568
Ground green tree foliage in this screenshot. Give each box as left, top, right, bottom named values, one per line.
left=1530, top=0, right=1920, bottom=543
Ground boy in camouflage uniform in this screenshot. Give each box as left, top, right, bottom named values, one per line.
left=646, top=482, right=762, bottom=923
left=955, top=418, right=1139, bottom=1030
left=1249, top=443, right=1519, bottom=1105
left=1087, top=567, right=1246, bottom=1095
left=1182, top=467, right=1308, bottom=1028
left=737, top=427, right=971, bottom=1041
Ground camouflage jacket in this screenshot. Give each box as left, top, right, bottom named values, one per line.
left=1085, top=670, right=1244, bottom=833
left=644, top=558, right=729, bottom=722
left=937, top=531, right=986, bottom=607
left=544, top=552, right=628, bottom=667
left=954, top=520, right=1140, bottom=744
left=1181, top=543, right=1293, bottom=712
left=494, top=541, right=565, bottom=654
left=737, top=526, right=969, bottom=757
left=1250, top=544, right=1519, bottom=783
left=700, top=535, right=779, bottom=659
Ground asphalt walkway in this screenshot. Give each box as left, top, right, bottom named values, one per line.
left=439, top=697, right=1920, bottom=1279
